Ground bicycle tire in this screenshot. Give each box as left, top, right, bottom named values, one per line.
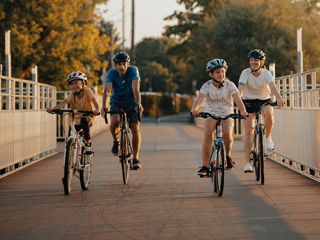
left=209, top=149, right=217, bottom=192
left=215, top=142, right=225, bottom=197
left=253, top=131, right=260, bottom=181
left=80, top=145, right=91, bottom=190
left=120, top=130, right=130, bottom=184
left=259, top=129, right=265, bottom=185
left=63, top=139, right=75, bottom=195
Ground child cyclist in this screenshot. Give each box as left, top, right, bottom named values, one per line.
left=191, top=59, right=248, bottom=176
left=47, top=71, right=100, bottom=152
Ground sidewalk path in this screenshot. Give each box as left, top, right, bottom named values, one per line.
left=1, top=116, right=320, bottom=239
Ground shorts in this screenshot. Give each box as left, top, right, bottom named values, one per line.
left=242, top=99, right=272, bottom=113
left=110, top=102, right=139, bottom=124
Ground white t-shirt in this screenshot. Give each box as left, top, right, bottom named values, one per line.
left=239, top=68, right=274, bottom=100
left=199, top=79, right=239, bottom=117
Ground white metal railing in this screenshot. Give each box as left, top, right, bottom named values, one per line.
left=0, top=74, right=57, bottom=178
left=270, top=68, right=320, bottom=182
left=275, top=68, right=320, bottom=109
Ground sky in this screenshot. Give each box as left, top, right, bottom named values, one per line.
left=97, top=0, right=185, bottom=47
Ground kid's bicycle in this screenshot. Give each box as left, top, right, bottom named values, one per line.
left=196, top=113, right=245, bottom=196
left=104, top=107, right=141, bottom=184
left=244, top=102, right=277, bottom=185
left=51, top=109, right=98, bottom=195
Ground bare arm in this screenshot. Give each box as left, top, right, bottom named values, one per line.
left=238, top=82, right=245, bottom=98
left=232, top=92, right=248, bottom=117
left=191, top=93, right=205, bottom=116
left=132, top=79, right=143, bottom=112
left=101, top=82, right=112, bottom=115
left=269, top=81, right=285, bottom=107
left=91, top=97, right=100, bottom=115
left=47, top=99, right=69, bottom=113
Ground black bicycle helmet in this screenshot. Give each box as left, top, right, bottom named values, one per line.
left=206, top=59, right=228, bottom=73
left=113, top=52, right=130, bottom=63
left=248, top=49, right=266, bottom=60
left=66, top=71, right=88, bottom=85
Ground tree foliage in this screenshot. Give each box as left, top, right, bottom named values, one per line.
left=0, top=0, right=110, bottom=90
left=164, top=0, right=320, bottom=93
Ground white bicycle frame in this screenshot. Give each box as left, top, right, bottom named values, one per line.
left=212, top=124, right=227, bottom=169
left=64, top=111, right=84, bottom=168
left=255, top=112, right=267, bottom=156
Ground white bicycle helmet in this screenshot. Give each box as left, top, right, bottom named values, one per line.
left=66, top=71, right=88, bottom=85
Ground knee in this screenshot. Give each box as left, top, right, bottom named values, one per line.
left=130, top=124, right=139, bottom=134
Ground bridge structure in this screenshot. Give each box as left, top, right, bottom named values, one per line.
left=0, top=65, right=320, bottom=239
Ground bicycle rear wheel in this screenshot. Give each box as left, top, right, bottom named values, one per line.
left=63, top=139, right=75, bottom=195
left=80, top=145, right=91, bottom=190
left=120, top=130, right=130, bottom=184
left=259, top=130, right=265, bottom=185
left=214, top=142, right=225, bottom=197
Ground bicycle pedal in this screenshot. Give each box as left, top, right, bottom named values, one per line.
left=244, top=170, right=254, bottom=173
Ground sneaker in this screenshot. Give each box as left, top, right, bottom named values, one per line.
left=132, top=159, right=141, bottom=169
left=244, top=163, right=253, bottom=173
left=226, top=156, right=235, bottom=169
left=198, top=166, right=209, bottom=176
left=266, top=137, right=274, bottom=150
left=111, top=141, right=119, bottom=155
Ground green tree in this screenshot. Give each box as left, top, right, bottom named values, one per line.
left=164, top=0, right=320, bottom=92
left=0, top=0, right=110, bottom=90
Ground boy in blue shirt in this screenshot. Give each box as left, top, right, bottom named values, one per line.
left=101, top=52, right=143, bottom=169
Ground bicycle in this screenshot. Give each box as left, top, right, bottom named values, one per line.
left=51, top=109, right=99, bottom=195
left=244, top=102, right=277, bottom=185
left=104, top=107, right=141, bottom=184
left=196, top=113, right=245, bottom=196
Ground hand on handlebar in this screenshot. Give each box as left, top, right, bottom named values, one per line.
left=191, top=109, right=199, bottom=116
left=46, top=107, right=53, bottom=113
left=277, top=98, right=285, bottom=107
left=240, top=110, right=249, bottom=118
left=93, top=109, right=100, bottom=115
left=101, top=107, right=108, bottom=117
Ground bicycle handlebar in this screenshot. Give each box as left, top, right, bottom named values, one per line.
left=194, top=112, right=246, bottom=121
left=51, top=109, right=100, bottom=116
left=103, top=107, right=141, bottom=124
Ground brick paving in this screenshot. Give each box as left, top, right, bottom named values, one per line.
left=1, top=116, right=320, bottom=240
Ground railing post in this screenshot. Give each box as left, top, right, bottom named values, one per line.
left=311, top=72, right=317, bottom=108
left=32, top=66, right=38, bottom=110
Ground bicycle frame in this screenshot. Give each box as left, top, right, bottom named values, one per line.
left=119, top=111, right=133, bottom=165
left=211, top=121, right=227, bottom=173
left=254, top=111, right=267, bottom=156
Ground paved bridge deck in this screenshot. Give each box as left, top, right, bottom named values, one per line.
left=1, top=115, right=320, bottom=240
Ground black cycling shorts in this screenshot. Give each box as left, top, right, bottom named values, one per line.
left=110, top=102, right=139, bottom=124
left=242, top=98, right=272, bottom=114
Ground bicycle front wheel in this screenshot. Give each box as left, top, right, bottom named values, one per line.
left=120, top=130, right=130, bottom=184
left=80, top=146, right=91, bottom=190
left=214, top=142, right=225, bottom=197
left=259, top=130, right=265, bottom=185
left=63, top=139, right=75, bottom=195
left=253, top=132, right=260, bottom=181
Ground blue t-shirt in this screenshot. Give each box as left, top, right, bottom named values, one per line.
left=105, top=66, right=140, bottom=104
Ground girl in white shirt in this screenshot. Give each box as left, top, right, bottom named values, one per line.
left=191, top=59, right=248, bottom=176
left=238, top=49, right=284, bottom=172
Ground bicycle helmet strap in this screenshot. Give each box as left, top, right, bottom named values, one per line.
left=213, top=78, right=224, bottom=88
left=73, top=88, right=84, bottom=103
